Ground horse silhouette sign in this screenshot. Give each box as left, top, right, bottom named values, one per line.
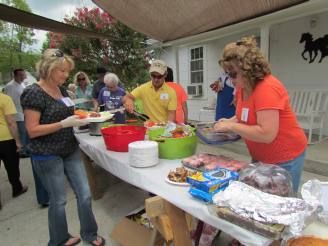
left=300, top=32, right=328, bottom=63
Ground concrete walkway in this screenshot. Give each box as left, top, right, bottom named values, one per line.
left=0, top=157, right=149, bottom=246
left=1, top=140, right=327, bottom=245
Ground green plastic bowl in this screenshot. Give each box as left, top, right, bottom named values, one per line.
left=148, top=128, right=197, bottom=159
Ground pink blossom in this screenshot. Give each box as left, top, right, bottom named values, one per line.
left=95, top=24, right=102, bottom=29
left=101, top=12, right=109, bottom=18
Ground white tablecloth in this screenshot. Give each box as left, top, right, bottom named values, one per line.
left=75, top=133, right=273, bottom=246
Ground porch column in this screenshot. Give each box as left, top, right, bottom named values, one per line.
left=174, top=46, right=180, bottom=82
left=260, top=24, right=270, bottom=61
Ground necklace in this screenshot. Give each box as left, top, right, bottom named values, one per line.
left=38, top=81, right=63, bottom=100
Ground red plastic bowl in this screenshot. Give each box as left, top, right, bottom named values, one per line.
left=101, top=125, right=146, bottom=152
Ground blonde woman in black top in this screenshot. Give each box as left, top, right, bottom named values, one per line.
left=21, top=49, right=105, bottom=246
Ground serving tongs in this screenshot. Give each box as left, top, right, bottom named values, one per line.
left=107, top=107, right=150, bottom=122
left=132, top=110, right=150, bottom=122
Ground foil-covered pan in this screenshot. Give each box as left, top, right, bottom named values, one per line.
left=213, top=181, right=317, bottom=235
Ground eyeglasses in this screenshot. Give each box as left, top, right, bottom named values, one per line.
left=226, top=71, right=238, bottom=79
left=151, top=74, right=164, bottom=80
left=77, top=77, right=86, bottom=81
left=52, top=49, right=64, bottom=58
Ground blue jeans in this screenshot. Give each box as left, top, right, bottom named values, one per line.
left=278, top=150, right=306, bottom=193
left=32, top=148, right=98, bottom=246
left=31, top=159, right=49, bottom=205
left=16, top=121, right=29, bottom=154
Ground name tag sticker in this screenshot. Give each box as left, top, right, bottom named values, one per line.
left=160, top=93, right=169, bottom=100
left=241, top=108, right=249, bottom=122
left=61, top=97, right=75, bottom=107
left=103, top=91, right=111, bottom=97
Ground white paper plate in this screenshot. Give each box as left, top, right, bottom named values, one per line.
left=86, top=112, right=114, bottom=123
left=165, top=177, right=189, bottom=186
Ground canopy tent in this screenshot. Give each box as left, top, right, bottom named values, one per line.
left=93, top=0, right=308, bottom=42
left=0, top=1, right=309, bottom=42
left=0, top=3, right=110, bottom=40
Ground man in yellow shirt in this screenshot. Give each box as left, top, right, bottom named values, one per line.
left=0, top=92, right=28, bottom=208
left=123, top=60, right=177, bottom=123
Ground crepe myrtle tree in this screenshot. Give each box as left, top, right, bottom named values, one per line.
left=45, top=7, right=151, bottom=89
left=0, top=0, right=38, bottom=79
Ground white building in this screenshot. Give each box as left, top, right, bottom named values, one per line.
left=154, top=2, right=328, bottom=136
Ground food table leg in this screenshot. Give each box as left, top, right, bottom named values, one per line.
left=163, top=199, right=193, bottom=246
left=146, top=196, right=192, bottom=246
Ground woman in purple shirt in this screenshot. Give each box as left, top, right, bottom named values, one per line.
left=98, top=73, right=126, bottom=124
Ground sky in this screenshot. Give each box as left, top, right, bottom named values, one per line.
left=24, top=0, right=98, bottom=51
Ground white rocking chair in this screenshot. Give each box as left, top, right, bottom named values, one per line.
left=289, top=89, right=328, bottom=144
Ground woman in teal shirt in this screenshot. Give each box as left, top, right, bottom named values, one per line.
left=73, top=71, right=95, bottom=110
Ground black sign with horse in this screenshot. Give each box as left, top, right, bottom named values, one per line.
left=300, top=32, right=328, bottom=63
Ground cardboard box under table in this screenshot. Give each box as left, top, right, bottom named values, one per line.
left=111, top=196, right=194, bottom=246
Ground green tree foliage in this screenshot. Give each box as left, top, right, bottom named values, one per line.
left=0, top=0, right=39, bottom=83
left=44, top=7, right=151, bottom=90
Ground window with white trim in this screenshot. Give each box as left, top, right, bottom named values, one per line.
left=190, top=47, right=203, bottom=84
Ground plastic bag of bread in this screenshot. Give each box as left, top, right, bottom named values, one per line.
left=239, top=162, right=294, bottom=197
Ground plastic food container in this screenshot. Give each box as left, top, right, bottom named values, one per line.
left=196, top=123, right=240, bottom=144
left=148, top=128, right=197, bottom=159
left=101, top=125, right=146, bottom=152
left=182, top=153, right=249, bottom=172
left=239, top=163, right=294, bottom=197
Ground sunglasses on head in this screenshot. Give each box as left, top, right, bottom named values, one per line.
left=77, top=77, right=86, bottom=81
left=52, top=49, right=64, bottom=58
left=151, top=74, right=164, bottom=80
left=226, top=71, right=238, bottom=79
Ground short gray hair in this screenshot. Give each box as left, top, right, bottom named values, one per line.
left=104, top=73, right=119, bottom=86
left=36, top=49, right=74, bottom=80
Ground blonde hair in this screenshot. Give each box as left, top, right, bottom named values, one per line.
left=36, top=49, right=74, bottom=80
left=73, top=71, right=91, bottom=85
left=104, top=73, right=119, bottom=86
left=219, top=36, right=271, bottom=90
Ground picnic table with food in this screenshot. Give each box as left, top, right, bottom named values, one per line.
left=74, top=118, right=328, bottom=246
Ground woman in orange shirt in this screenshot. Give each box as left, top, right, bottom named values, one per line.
left=214, top=36, right=307, bottom=192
